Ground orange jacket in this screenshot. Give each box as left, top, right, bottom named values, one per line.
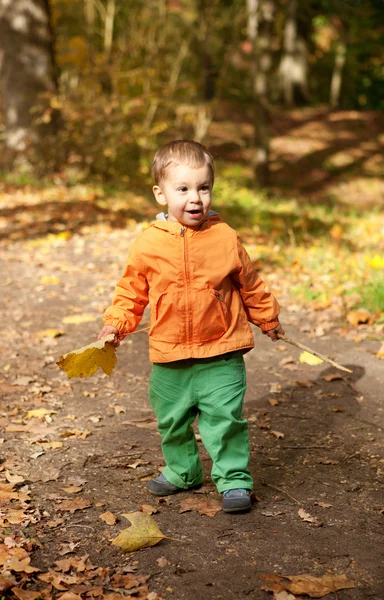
left=103, top=213, right=280, bottom=363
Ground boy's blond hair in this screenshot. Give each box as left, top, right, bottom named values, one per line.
left=152, top=140, right=214, bottom=185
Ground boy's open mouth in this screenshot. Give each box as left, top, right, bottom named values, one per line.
left=187, top=209, right=202, bottom=214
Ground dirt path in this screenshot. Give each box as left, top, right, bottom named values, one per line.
left=1, top=226, right=383, bottom=600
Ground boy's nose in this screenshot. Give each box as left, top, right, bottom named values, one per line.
left=190, top=191, right=201, bottom=203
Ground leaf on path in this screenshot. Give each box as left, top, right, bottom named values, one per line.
left=376, top=342, right=384, bottom=359
left=99, top=511, right=118, bottom=525
left=315, top=502, right=332, bottom=508
left=273, top=592, right=298, bottom=600
left=58, top=497, right=92, bottom=512
left=0, top=577, right=15, bottom=593
left=157, top=556, right=170, bottom=568
left=56, top=593, right=83, bottom=600
left=56, top=334, right=117, bottom=379
left=178, top=496, right=222, bottom=518
left=39, top=441, right=64, bottom=450
left=322, top=372, right=343, bottom=381
left=62, top=485, right=82, bottom=494
left=34, top=328, right=64, bottom=339
left=7, top=555, right=40, bottom=573
left=298, top=508, right=323, bottom=527
left=346, top=308, right=375, bottom=327
left=299, top=351, right=324, bottom=366
left=26, top=408, right=57, bottom=420
left=122, top=418, right=158, bottom=430
left=295, top=378, right=314, bottom=388
left=5, top=471, right=24, bottom=485
left=261, top=510, right=285, bottom=517
left=141, top=504, right=158, bottom=515
left=112, top=511, right=166, bottom=552
left=260, top=572, right=355, bottom=598
left=271, top=430, right=284, bottom=439
left=12, top=589, right=43, bottom=600
left=59, top=428, right=92, bottom=439
left=62, top=313, right=98, bottom=324
left=110, top=573, right=149, bottom=589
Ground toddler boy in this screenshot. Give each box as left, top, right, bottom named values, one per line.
left=98, top=140, right=284, bottom=513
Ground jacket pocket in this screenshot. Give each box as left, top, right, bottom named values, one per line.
left=150, top=289, right=229, bottom=344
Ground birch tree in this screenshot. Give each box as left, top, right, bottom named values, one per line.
left=0, top=0, right=59, bottom=150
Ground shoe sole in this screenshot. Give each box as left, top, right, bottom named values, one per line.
left=222, top=501, right=252, bottom=514
left=146, top=483, right=203, bottom=497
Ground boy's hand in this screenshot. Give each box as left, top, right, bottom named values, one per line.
left=98, top=325, right=120, bottom=348
left=263, top=323, right=285, bottom=342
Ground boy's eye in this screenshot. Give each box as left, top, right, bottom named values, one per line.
left=201, top=184, right=210, bottom=191
left=178, top=186, right=188, bottom=192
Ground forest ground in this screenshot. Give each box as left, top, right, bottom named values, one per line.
left=0, top=109, right=384, bottom=600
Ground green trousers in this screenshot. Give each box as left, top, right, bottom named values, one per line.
left=149, top=351, right=253, bottom=493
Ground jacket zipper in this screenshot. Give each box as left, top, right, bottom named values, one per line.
left=181, top=225, right=192, bottom=349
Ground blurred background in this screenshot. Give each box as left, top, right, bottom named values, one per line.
left=0, top=0, right=383, bottom=325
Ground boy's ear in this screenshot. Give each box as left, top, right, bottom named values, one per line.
left=152, top=185, right=167, bottom=206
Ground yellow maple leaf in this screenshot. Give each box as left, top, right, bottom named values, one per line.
left=299, top=351, right=324, bottom=366
left=56, top=334, right=117, bottom=379
left=112, top=511, right=166, bottom=552
left=27, top=408, right=57, bottom=419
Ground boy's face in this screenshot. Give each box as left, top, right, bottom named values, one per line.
left=153, top=163, right=213, bottom=227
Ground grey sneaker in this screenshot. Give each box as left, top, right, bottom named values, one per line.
left=222, top=488, right=252, bottom=513
left=146, top=473, right=182, bottom=496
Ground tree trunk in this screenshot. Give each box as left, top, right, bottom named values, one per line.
left=0, top=0, right=60, bottom=150
left=279, top=0, right=310, bottom=106
left=248, top=0, right=275, bottom=187
left=330, top=34, right=347, bottom=108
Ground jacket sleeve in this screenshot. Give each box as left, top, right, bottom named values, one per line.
left=231, top=237, right=280, bottom=331
left=102, top=242, right=149, bottom=340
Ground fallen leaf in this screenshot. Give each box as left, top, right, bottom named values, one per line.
left=62, top=313, right=98, bottom=324
left=261, top=510, right=285, bottom=517
left=273, top=592, right=298, bottom=600
left=39, top=441, right=64, bottom=450
left=141, top=504, right=158, bottom=515
left=27, top=408, right=57, bottom=420
left=112, top=511, right=166, bottom=552
left=62, top=485, right=82, bottom=494
left=58, top=498, right=92, bottom=512
left=7, top=555, right=40, bottom=573
left=5, top=471, right=24, bottom=485
left=56, top=594, right=83, bottom=600
left=260, top=572, right=355, bottom=598
left=346, top=308, right=375, bottom=327
left=315, top=502, right=332, bottom=508
left=0, top=577, right=15, bottom=593
left=322, top=372, right=343, bottom=382
left=122, top=418, right=158, bottom=430
left=376, top=342, right=384, bottom=359
left=298, top=508, right=323, bottom=527
left=110, top=573, right=149, bottom=589
left=178, top=496, right=222, bottom=518
left=299, top=351, right=324, bottom=366
left=58, top=542, right=80, bottom=555
left=268, top=398, right=279, bottom=406
left=56, top=334, right=117, bottom=379
left=295, top=378, right=314, bottom=388
left=34, top=328, right=64, bottom=339
left=156, top=556, right=170, bottom=568
left=11, top=589, right=42, bottom=600
left=59, top=428, right=92, bottom=439
left=271, top=430, right=284, bottom=439
left=99, top=511, right=118, bottom=525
